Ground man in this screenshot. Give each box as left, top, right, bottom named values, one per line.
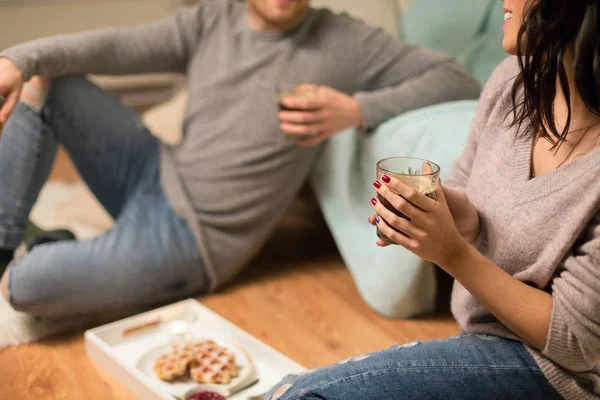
left=0, top=0, right=480, bottom=317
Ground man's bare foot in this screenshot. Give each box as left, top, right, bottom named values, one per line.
left=1, top=268, right=9, bottom=302
left=20, top=76, right=51, bottom=111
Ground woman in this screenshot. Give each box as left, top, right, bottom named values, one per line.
left=265, top=0, right=599, bottom=399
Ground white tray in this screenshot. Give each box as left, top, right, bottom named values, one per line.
left=85, top=299, right=305, bottom=399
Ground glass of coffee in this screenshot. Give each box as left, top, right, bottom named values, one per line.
left=276, top=83, right=318, bottom=141
left=376, top=157, right=440, bottom=245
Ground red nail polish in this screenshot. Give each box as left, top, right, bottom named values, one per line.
left=373, top=181, right=381, bottom=189
left=371, top=198, right=378, bottom=206
left=381, top=175, right=391, bottom=183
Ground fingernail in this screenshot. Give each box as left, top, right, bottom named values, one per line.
left=375, top=216, right=380, bottom=223
left=370, top=198, right=378, bottom=206
left=382, top=175, right=391, bottom=183
left=373, top=180, right=381, bottom=189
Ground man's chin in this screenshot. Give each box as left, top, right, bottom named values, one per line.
left=272, top=0, right=299, bottom=8
left=265, top=10, right=306, bottom=29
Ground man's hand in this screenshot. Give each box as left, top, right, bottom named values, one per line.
left=278, top=85, right=363, bottom=147
left=0, top=58, right=24, bottom=124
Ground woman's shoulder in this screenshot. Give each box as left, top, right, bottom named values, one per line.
left=464, top=57, right=521, bottom=150
left=474, top=57, right=521, bottom=125
left=482, top=57, right=521, bottom=101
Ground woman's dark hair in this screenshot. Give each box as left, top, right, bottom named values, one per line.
left=511, top=0, right=600, bottom=147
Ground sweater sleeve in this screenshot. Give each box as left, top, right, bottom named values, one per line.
left=542, top=209, right=600, bottom=372
left=0, top=6, right=203, bottom=82
left=351, top=21, right=481, bottom=129
left=444, top=57, right=517, bottom=192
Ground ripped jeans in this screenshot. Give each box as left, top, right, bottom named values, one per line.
left=266, top=334, right=563, bottom=400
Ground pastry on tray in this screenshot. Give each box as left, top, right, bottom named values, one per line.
left=189, top=340, right=238, bottom=384
left=153, top=343, right=195, bottom=381
left=153, top=340, right=239, bottom=384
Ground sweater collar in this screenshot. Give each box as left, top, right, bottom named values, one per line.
left=510, top=131, right=600, bottom=205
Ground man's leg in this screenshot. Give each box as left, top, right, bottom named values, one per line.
left=0, top=81, right=59, bottom=266
left=43, top=75, right=161, bottom=217
left=5, top=161, right=208, bottom=318
left=265, top=334, right=562, bottom=400
left=0, top=75, right=165, bottom=301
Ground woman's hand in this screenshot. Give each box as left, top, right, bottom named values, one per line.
left=443, top=186, right=480, bottom=243
left=0, top=58, right=24, bottom=124
left=278, top=85, right=363, bottom=147
left=369, top=173, right=469, bottom=269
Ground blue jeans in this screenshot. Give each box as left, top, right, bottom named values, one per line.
left=266, top=334, right=563, bottom=400
left=0, top=76, right=209, bottom=318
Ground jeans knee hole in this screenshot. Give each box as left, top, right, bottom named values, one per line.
left=337, top=354, right=372, bottom=365
left=271, top=383, right=294, bottom=400
left=396, top=340, right=420, bottom=349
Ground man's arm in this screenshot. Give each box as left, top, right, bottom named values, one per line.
left=352, top=24, right=481, bottom=129
left=0, top=6, right=203, bottom=82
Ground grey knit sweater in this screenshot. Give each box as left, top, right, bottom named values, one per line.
left=446, top=57, right=600, bottom=399
left=0, top=1, right=481, bottom=288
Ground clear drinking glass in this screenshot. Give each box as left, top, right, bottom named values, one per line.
left=160, top=314, right=197, bottom=344
left=276, top=82, right=318, bottom=141
left=376, top=157, right=440, bottom=245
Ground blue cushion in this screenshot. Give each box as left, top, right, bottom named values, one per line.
left=399, top=0, right=508, bottom=83
left=310, top=100, right=478, bottom=318
left=399, top=1, right=491, bottom=59
left=463, top=5, right=508, bottom=83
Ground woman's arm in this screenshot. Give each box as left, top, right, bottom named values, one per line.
left=0, top=6, right=203, bottom=82
left=371, top=177, right=600, bottom=371
left=446, top=243, right=552, bottom=350
left=372, top=175, right=552, bottom=349
left=447, top=216, right=600, bottom=372
left=443, top=187, right=480, bottom=243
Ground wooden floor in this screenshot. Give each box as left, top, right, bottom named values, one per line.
left=0, top=150, right=459, bottom=399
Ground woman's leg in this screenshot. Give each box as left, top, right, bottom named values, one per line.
left=266, top=334, right=563, bottom=400
left=6, top=157, right=209, bottom=318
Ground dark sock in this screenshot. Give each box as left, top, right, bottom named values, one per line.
left=26, top=229, right=75, bottom=251
left=0, top=249, right=14, bottom=274
left=24, top=220, right=43, bottom=245
left=0, top=249, right=13, bottom=262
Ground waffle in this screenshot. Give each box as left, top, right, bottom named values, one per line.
left=153, top=344, right=195, bottom=381
left=189, top=340, right=238, bottom=384
left=153, top=340, right=238, bottom=384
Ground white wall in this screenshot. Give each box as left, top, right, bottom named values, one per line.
left=312, top=0, right=398, bottom=36
left=0, top=0, right=402, bottom=104
left=0, top=0, right=175, bottom=50
left=1, top=0, right=404, bottom=50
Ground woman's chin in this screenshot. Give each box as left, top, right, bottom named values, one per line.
left=502, top=39, right=518, bottom=56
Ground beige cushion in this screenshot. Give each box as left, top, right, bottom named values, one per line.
left=142, top=88, right=187, bottom=145
left=312, top=0, right=398, bottom=35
